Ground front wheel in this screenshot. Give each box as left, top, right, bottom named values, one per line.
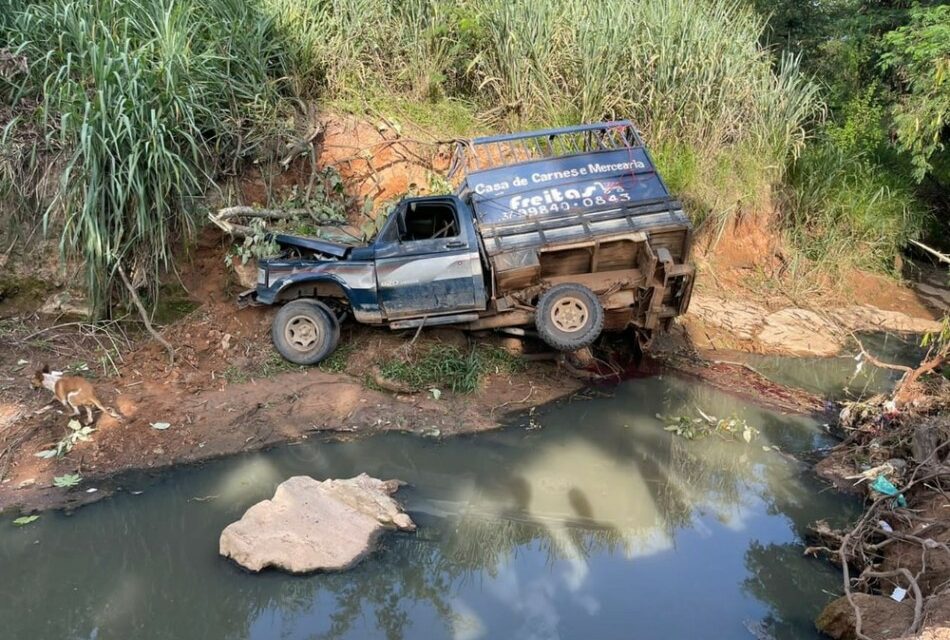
left=535, top=283, right=604, bottom=352
left=271, top=299, right=340, bottom=365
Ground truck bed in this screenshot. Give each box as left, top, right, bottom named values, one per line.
left=452, top=122, right=694, bottom=335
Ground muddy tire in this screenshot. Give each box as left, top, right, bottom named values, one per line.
left=535, top=283, right=604, bottom=352
left=271, top=299, right=340, bottom=365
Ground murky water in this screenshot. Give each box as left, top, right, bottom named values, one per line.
left=730, top=331, right=925, bottom=399
left=0, top=374, right=860, bottom=640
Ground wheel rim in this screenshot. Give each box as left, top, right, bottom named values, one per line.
left=284, top=314, right=323, bottom=351
left=550, top=296, right=589, bottom=333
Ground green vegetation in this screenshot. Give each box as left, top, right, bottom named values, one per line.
left=52, top=473, right=82, bottom=488
left=34, top=419, right=95, bottom=459
left=781, top=138, right=925, bottom=273
left=318, top=342, right=355, bottom=374
left=1, top=0, right=946, bottom=312
left=378, top=343, right=524, bottom=394
left=880, top=5, right=950, bottom=183
left=222, top=352, right=306, bottom=384
left=757, top=0, right=948, bottom=273
left=256, top=0, right=821, bottom=231
left=221, top=365, right=252, bottom=385
left=256, top=352, right=306, bottom=377
left=225, top=166, right=354, bottom=265
left=661, top=411, right=759, bottom=443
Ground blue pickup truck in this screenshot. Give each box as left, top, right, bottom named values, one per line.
left=246, top=121, right=695, bottom=364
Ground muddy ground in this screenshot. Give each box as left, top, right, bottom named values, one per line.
left=0, top=225, right=840, bottom=513
left=0, top=229, right=588, bottom=512
left=0, top=220, right=942, bottom=515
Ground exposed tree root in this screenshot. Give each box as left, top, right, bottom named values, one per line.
left=117, top=264, right=175, bottom=364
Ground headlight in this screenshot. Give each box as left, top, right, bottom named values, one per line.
left=257, top=267, right=267, bottom=286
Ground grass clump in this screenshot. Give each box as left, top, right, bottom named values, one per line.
left=223, top=352, right=306, bottom=384
left=378, top=343, right=523, bottom=394
left=0, top=0, right=294, bottom=315
left=221, top=366, right=251, bottom=385
left=779, top=89, right=928, bottom=274
left=318, top=342, right=355, bottom=374
left=781, top=142, right=925, bottom=274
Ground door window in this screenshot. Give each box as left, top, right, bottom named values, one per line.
left=399, top=202, right=460, bottom=241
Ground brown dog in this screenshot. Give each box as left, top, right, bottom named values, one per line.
left=32, top=365, right=121, bottom=424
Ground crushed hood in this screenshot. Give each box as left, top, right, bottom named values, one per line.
left=273, top=233, right=350, bottom=258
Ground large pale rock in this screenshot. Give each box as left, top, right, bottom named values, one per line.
left=830, top=305, right=942, bottom=335
left=687, top=294, right=939, bottom=357
left=686, top=295, right=767, bottom=342
left=219, top=474, right=415, bottom=573
left=756, top=308, right=844, bottom=356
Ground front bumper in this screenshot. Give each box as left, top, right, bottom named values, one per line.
left=237, top=289, right=261, bottom=308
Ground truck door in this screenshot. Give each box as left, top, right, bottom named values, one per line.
left=374, top=197, right=486, bottom=319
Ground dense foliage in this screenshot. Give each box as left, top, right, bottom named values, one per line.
left=0, top=0, right=294, bottom=312
left=756, top=0, right=948, bottom=268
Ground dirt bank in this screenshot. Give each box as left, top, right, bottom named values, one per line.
left=0, top=230, right=585, bottom=513
left=680, top=213, right=943, bottom=358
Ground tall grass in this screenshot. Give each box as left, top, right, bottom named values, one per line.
left=781, top=141, right=925, bottom=273
left=0, top=0, right=292, bottom=313
left=258, top=0, right=822, bottom=229
left=254, top=0, right=925, bottom=271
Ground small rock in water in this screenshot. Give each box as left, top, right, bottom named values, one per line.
left=219, top=474, right=415, bottom=574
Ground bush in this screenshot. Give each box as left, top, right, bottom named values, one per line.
left=781, top=136, right=926, bottom=274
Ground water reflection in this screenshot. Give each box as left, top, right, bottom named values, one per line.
left=736, top=331, right=925, bottom=399
left=0, top=376, right=858, bottom=640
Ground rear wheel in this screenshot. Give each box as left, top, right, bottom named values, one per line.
left=535, top=283, right=604, bottom=352
left=271, top=299, right=340, bottom=365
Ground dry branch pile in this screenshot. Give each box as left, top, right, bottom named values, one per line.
left=808, top=331, right=950, bottom=640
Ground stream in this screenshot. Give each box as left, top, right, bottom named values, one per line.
left=1, top=341, right=919, bottom=640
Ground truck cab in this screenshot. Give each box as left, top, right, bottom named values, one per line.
left=370, top=196, right=487, bottom=320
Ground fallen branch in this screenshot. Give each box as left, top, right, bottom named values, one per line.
left=851, top=330, right=947, bottom=406
left=910, top=239, right=950, bottom=265
left=116, top=264, right=175, bottom=364
left=209, top=207, right=345, bottom=238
